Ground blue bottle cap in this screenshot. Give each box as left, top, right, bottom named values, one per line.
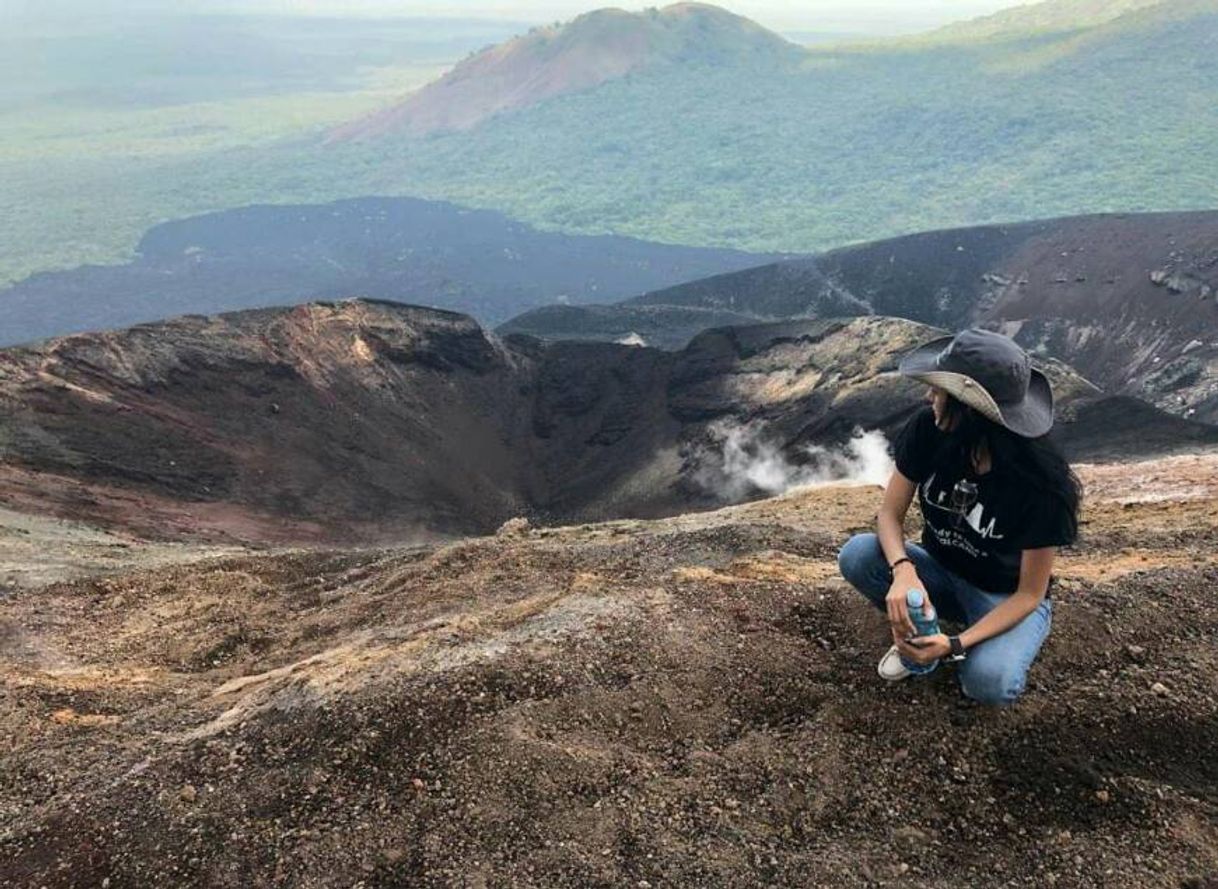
left=906, top=589, right=924, bottom=607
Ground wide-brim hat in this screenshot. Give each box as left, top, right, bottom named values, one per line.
left=898, top=328, right=1055, bottom=438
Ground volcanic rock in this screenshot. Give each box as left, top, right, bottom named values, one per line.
left=0, top=196, right=783, bottom=346
left=0, top=300, right=1130, bottom=546
left=5, top=298, right=1212, bottom=549
left=500, top=210, right=1218, bottom=422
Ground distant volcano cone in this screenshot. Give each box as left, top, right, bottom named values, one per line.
left=328, top=2, right=803, bottom=141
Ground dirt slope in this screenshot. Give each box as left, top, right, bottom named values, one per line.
left=2, top=457, right=1216, bottom=887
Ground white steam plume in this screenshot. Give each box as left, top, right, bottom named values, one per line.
left=690, top=419, right=893, bottom=502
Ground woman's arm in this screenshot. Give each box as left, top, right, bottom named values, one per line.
left=876, top=470, right=916, bottom=565
left=877, top=470, right=924, bottom=638
left=898, top=547, right=1054, bottom=663
left=958, top=547, right=1053, bottom=649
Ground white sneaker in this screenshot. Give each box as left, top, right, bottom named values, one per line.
left=878, top=645, right=912, bottom=682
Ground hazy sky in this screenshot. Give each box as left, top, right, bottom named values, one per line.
left=6, top=1, right=1024, bottom=35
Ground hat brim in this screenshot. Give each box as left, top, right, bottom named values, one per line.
left=899, top=336, right=1055, bottom=438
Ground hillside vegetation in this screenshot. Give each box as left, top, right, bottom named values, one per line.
left=332, top=3, right=804, bottom=139
left=325, top=0, right=1218, bottom=254
left=924, top=0, right=1168, bottom=40
left=4, top=1, right=1218, bottom=285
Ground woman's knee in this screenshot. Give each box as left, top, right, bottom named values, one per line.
left=959, top=661, right=1027, bottom=707
left=837, top=533, right=885, bottom=596
left=837, top=533, right=876, bottom=582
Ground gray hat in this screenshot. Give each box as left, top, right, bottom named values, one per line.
left=898, top=328, right=1054, bottom=438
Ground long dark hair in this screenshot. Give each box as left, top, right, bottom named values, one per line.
left=935, top=395, right=1083, bottom=541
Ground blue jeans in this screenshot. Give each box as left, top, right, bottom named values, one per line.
left=837, top=533, right=1052, bottom=706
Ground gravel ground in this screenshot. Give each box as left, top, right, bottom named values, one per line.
left=1, top=473, right=1216, bottom=888
left=0, top=507, right=250, bottom=593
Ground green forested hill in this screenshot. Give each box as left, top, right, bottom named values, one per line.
left=4, top=0, right=1218, bottom=285
left=923, top=0, right=1168, bottom=40
left=312, top=0, right=1218, bottom=253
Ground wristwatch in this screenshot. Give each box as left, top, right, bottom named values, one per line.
left=946, top=635, right=967, bottom=662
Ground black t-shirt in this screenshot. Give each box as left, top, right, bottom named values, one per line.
left=892, top=408, right=1076, bottom=595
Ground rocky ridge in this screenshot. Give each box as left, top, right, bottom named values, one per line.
left=500, top=210, right=1218, bottom=422
left=1, top=299, right=1153, bottom=548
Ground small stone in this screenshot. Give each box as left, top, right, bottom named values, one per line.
left=893, top=826, right=931, bottom=851
left=411, top=777, right=427, bottom=791
left=1151, top=682, right=1169, bottom=696
left=1126, top=644, right=1146, bottom=661
left=179, top=784, right=197, bottom=803
left=1095, top=789, right=1111, bottom=803
left=495, top=516, right=531, bottom=537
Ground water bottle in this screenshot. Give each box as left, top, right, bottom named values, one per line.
left=900, top=589, right=941, bottom=675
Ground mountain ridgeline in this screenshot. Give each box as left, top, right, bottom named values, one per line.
left=924, top=0, right=1169, bottom=40
left=501, top=211, right=1218, bottom=423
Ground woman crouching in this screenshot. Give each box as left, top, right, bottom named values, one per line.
left=838, top=328, right=1082, bottom=705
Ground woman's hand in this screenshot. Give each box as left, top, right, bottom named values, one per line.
left=896, top=633, right=950, bottom=666
left=886, top=563, right=923, bottom=639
